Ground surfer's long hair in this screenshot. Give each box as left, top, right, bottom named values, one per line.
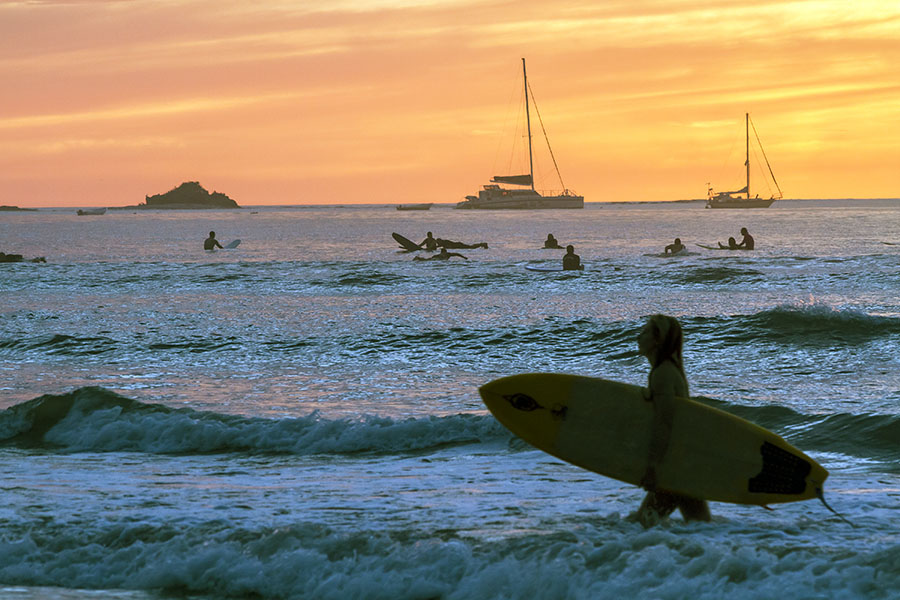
left=646, top=314, right=687, bottom=389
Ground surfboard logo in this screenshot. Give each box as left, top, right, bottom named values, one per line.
left=503, top=393, right=567, bottom=420
left=504, top=393, right=543, bottom=412
left=748, top=441, right=812, bottom=495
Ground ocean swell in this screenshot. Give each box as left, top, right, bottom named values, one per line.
left=0, top=387, right=508, bottom=455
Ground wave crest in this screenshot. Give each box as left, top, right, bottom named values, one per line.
left=0, top=387, right=508, bottom=455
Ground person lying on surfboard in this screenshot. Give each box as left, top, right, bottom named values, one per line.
left=634, top=314, right=711, bottom=526
left=436, top=238, right=488, bottom=250
left=419, top=231, right=487, bottom=250
left=413, top=247, right=468, bottom=261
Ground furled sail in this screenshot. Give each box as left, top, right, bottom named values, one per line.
left=491, top=174, right=533, bottom=186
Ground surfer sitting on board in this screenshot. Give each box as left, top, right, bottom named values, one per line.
left=634, top=314, right=711, bottom=526
left=737, top=227, right=754, bottom=250
left=204, top=231, right=223, bottom=250
left=664, top=238, right=685, bottom=255
left=562, top=245, right=583, bottom=270
left=544, top=234, right=563, bottom=249
left=419, top=232, right=439, bottom=251
left=718, top=237, right=739, bottom=249
left=413, top=247, right=468, bottom=261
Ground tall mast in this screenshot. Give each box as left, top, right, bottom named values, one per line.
left=745, top=112, right=750, bottom=199
left=523, top=58, right=535, bottom=191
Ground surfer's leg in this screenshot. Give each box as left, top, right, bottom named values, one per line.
left=635, top=491, right=677, bottom=527
left=677, top=496, right=711, bottom=522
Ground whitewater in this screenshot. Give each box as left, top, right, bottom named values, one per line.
left=1, top=200, right=898, bottom=599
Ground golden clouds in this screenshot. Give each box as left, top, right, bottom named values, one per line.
left=1, top=0, right=899, bottom=205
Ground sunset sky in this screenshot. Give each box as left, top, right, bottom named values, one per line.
left=2, top=0, right=899, bottom=207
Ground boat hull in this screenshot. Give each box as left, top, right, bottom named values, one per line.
left=706, top=198, right=775, bottom=209
left=456, top=193, right=584, bottom=210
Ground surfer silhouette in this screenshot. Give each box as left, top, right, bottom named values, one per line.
left=413, top=247, right=468, bottom=261
left=664, top=238, right=685, bottom=255
left=544, top=234, right=563, bottom=249
left=737, top=227, right=754, bottom=250
left=204, top=231, right=223, bottom=250
left=562, top=245, right=582, bottom=270
left=718, top=237, right=739, bottom=249
left=419, top=231, right=439, bottom=251
left=634, top=314, right=711, bottom=526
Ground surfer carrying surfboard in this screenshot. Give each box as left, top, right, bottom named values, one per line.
left=635, top=314, right=711, bottom=526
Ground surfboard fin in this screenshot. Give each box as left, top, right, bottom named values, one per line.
left=816, top=488, right=854, bottom=527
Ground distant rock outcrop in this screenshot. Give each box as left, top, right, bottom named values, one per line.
left=140, top=182, right=240, bottom=209
left=0, top=205, right=38, bottom=211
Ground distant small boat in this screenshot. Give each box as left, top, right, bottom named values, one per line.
left=76, top=208, right=107, bottom=215
left=706, top=113, right=781, bottom=209
left=396, top=203, right=432, bottom=211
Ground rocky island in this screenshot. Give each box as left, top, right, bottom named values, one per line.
left=116, top=182, right=241, bottom=210
left=0, top=205, right=38, bottom=211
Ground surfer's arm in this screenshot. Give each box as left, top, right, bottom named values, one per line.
left=642, top=370, right=677, bottom=490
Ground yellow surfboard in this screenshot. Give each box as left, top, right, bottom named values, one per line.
left=480, top=373, right=828, bottom=505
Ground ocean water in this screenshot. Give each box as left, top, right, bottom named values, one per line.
left=1, top=200, right=899, bottom=599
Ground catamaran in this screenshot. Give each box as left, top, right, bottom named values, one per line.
left=706, top=113, right=782, bottom=209
left=456, top=59, right=583, bottom=210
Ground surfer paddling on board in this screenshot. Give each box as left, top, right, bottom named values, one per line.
left=204, top=231, right=223, bottom=250
left=634, top=314, right=711, bottom=526
left=419, top=231, right=488, bottom=250
left=413, top=247, right=468, bottom=261
left=562, top=245, right=583, bottom=271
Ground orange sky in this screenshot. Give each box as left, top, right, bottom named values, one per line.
left=2, top=0, right=899, bottom=207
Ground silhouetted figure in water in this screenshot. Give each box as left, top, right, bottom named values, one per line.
left=419, top=231, right=439, bottom=251
left=562, top=245, right=583, bottom=270
left=664, top=238, right=685, bottom=255
left=419, top=231, right=487, bottom=250
left=437, top=238, right=488, bottom=249
left=544, top=234, right=563, bottom=249
left=737, top=227, right=754, bottom=250
left=718, top=237, right=739, bottom=249
left=204, top=231, right=223, bottom=250
left=633, top=314, right=711, bottom=527
left=413, top=247, right=468, bottom=261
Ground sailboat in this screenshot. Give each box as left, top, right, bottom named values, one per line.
left=706, top=113, right=782, bottom=209
left=456, top=59, right=584, bottom=210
